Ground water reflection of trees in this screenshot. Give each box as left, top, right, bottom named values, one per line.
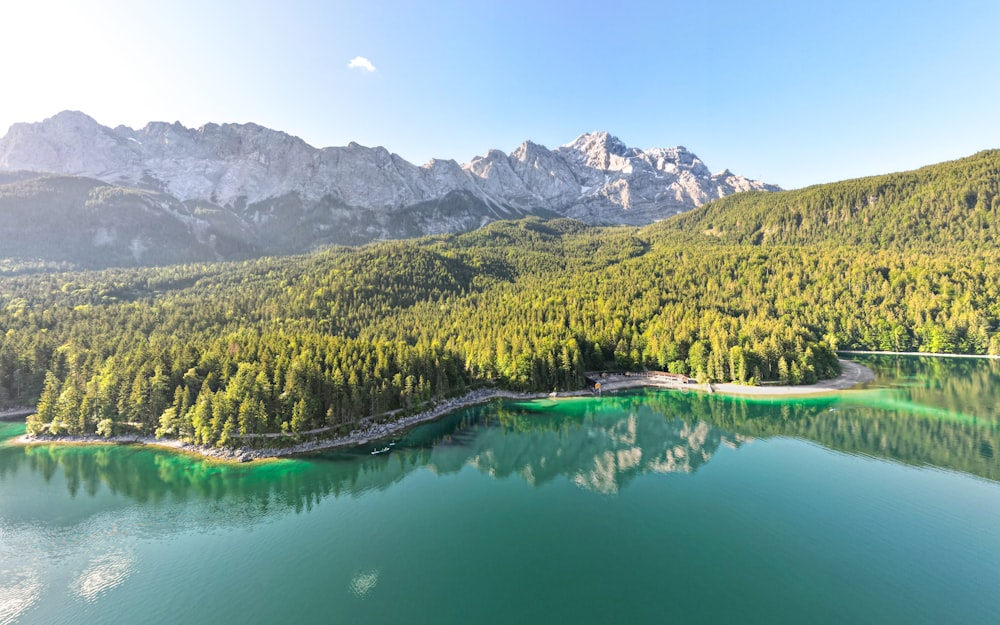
left=1, top=355, right=996, bottom=523
left=0, top=443, right=340, bottom=524
left=859, top=355, right=1000, bottom=423
left=0, top=399, right=743, bottom=522
left=418, top=399, right=746, bottom=494
left=641, top=361, right=999, bottom=482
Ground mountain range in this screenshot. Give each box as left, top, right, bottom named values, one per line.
left=0, top=111, right=777, bottom=267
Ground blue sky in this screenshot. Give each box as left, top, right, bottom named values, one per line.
left=2, top=0, right=998, bottom=189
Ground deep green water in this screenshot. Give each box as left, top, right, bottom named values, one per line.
left=1, top=355, right=998, bottom=625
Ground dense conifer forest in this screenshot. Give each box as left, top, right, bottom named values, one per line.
left=2, top=151, right=998, bottom=447
left=658, top=150, right=1000, bottom=249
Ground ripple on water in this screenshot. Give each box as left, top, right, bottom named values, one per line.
left=0, top=569, right=41, bottom=625
left=71, top=550, right=135, bottom=602
left=349, top=570, right=379, bottom=598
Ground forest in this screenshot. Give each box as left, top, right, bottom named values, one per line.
left=657, top=149, right=1000, bottom=250
left=1, top=150, right=998, bottom=448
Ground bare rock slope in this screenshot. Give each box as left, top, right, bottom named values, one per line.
left=0, top=111, right=778, bottom=267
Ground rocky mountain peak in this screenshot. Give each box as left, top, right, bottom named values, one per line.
left=0, top=111, right=780, bottom=265
left=564, top=131, right=630, bottom=158
left=510, top=140, right=548, bottom=162
left=2, top=110, right=104, bottom=142
left=0, top=111, right=136, bottom=181
left=47, top=109, right=103, bottom=128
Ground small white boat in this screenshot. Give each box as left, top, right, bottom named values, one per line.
left=371, top=447, right=390, bottom=455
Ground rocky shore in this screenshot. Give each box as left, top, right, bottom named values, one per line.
left=11, top=360, right=874, bottom=462
left=11, top=388, right=545, bottom=463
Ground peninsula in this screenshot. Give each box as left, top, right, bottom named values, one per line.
left=11, top=360, right=874, bottom=463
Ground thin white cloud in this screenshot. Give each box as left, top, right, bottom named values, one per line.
left=347, top=56, right=377, bottom=73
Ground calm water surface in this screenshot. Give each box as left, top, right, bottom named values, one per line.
left=1, top=355, right=998, bottom=624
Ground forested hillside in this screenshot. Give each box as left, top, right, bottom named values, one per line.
left=2, top=151, right=999, bottom=448
left=653, top=150, right=1000, bottom=249
left=0, top=175, right=240, bottom=267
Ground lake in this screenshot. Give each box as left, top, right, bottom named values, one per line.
left=1, top=355, right=998, bottom=625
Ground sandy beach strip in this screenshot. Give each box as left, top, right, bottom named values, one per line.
left=588, top=359, right=873, bottom=397
left=708, top=359, right=875, bottom=396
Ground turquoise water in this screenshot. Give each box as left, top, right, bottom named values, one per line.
left=1, top=356, right=998, bottom=624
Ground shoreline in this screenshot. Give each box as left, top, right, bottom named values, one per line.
left=9, top=359, right=874, bottom=462
left=837, top=349, right=1000, bottom=360
left=712, top=359, right=875, bottom=396
left=586, top=359, right=874, bottom=397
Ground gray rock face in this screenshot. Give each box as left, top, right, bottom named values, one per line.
left=0, top=111, right=778, bottom=266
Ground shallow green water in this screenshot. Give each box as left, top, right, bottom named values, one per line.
left=1, top=356, right=998, bottom=625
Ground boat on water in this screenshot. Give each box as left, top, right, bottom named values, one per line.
left=371, top=446, right=391, bottom=455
